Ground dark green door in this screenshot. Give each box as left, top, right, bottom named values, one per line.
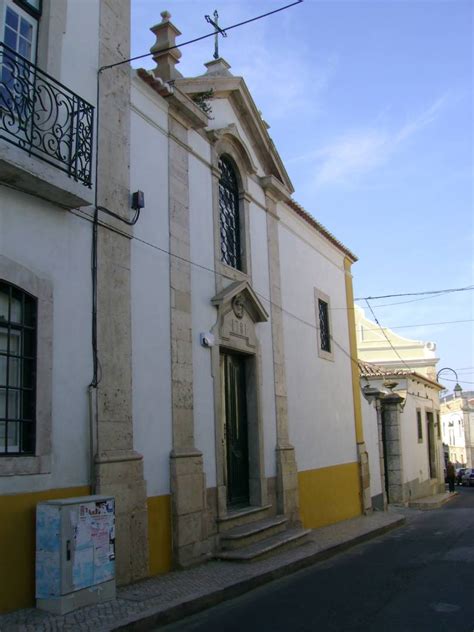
left=223, top=352, right=249, bottom=507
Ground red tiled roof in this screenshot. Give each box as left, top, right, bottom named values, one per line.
left=287, top=199, right=358, bottom=262
left=358, top=360, right=443, bottom=389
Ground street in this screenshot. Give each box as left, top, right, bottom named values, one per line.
left=162, top=488, right=474, bottom=631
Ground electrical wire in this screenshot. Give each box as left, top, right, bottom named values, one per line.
left=362, top=319, right=474, bottom=331
left=99, top=1, right=304, bottom=72
left=74, top=204, right=473, bottom=339
left=72, top=203, right=474, bottom=395
left=355, top=285, right=474, bottom=301
left=364, top=299, right=412, bottom=371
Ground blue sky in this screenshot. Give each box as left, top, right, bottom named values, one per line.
left=131, top=0, right=473, bottom=391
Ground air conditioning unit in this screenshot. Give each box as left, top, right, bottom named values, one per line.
left=36, top=495, right=115, bottom=614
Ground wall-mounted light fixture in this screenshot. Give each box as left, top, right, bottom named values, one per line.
left=436, top=367, right=462, bottom=397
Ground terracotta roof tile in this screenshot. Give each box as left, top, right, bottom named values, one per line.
left=287, top=199, right=358, bottom=262
left=358, top=360, right=443, bottom=389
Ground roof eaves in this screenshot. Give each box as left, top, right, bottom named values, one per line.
left=287, top=199, right=358, bottom=262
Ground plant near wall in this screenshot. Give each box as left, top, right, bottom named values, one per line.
left=191, top=89, right=214, bottom=117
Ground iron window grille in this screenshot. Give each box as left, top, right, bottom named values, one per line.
left=0, top=42, right=94, bottom=186
left=0, top=281, right=37, bottom=455
left=416, top=410, right=423, bottom=442
left=318, top=298, right=331, bottom=353
left=219, top=156, right=242, bottom=270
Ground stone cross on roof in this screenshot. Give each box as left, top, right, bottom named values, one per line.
left=205, top=9, right=227, bottom=60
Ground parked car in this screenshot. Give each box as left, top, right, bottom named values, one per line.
left=460, top=468, right=474, bottom=486
left=456, top=468, right=468, bottom=485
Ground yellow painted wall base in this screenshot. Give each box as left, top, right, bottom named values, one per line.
left=147, top=494, right=172, bottom=576
left=0, top=486, right=90, bottom=614
left=298, top=463, right=362, bottom=529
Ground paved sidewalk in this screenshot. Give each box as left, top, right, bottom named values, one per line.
left=0, top=511, right=405, bottom=632
left=408, top=490, right=459, bottom=510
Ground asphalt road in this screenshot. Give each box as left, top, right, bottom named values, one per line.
left=162, top=488, right=474, bottom=632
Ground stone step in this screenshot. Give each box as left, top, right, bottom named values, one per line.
left=217, top=504, right=273, bottom=533
left=216, top=527, right=311, bottom=562
left=220, top=515, right=288, bottom=551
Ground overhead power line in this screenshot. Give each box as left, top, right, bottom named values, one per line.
left=100, top=1, right=304, bottom=72
left=355, top=285, right=474, bottom=302
left=363, top=319, right=474, bottom=331
left=365, top=300, right=412, bottom=371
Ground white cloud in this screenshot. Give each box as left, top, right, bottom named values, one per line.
left=290, top=95, right=450, bottom=187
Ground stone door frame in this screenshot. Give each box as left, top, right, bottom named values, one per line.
left=210, top=281, right=269, bottom=520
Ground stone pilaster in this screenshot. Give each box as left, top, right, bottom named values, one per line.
left=357, top=443, right=372, bottom=513
left=381, top=393, right=406, bottom=504
left=343, top=257, right=372, bottom=515
left=264, top=185, right=300, bottom=525
left=94, top=0, right=149, bottom=585
left=168, top=117, right=207, bottom=567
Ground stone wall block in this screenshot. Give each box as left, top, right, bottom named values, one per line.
left=176, top=511, right=203, bottom=546
left=173, top=362, right=193, bottom=384
left=172, top=381, right=193, bottom=409
left=97, top=421, right=133, bottom=451
left=386, top=440, right=401, bottom=458
left=130, top=509, right=149, bottom=580
left=95, top=458, right=143, bottom=487
left=384, top=424, right=400, bottom=442
left=173, top=289, right=192, bottom=313
left=386, top=468, right=402, bottom=485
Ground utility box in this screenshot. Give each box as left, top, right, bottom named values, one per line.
left=36, top=495, right=115, bottom=614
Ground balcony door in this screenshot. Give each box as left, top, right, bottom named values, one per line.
left=1, top=1, right=38, bottom=131
left=2, top=1, right=38, bottom=63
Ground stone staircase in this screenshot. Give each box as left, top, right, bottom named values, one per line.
left=216, top=507, right=311, bottom=562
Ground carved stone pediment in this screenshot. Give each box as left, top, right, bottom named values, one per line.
left=211, top=281, right=268, bottom=352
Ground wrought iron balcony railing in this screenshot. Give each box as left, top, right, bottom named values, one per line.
left=0, top=43, right=94, bottom=187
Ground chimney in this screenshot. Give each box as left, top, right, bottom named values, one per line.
left=150, top=11, right=183, bottom=81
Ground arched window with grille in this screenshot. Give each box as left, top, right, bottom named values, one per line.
left=219, top=156, right=242, bottom=270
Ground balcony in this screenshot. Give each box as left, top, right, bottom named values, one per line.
left=0, top=43, right=95, bottom=208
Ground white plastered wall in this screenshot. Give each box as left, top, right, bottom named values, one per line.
left=60, top=0, right=100, bottom=106
left=279, top=207, right=357, bottom=471
left=0, top=188, right=92, bottom=494
left=130, top=80, right=172, bottom=498
left=399, top=381, right=439, bottom=486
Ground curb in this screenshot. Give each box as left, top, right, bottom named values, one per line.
left=409, top=492, right=459, bottom=510
left=114, top=516, right=405, bottom=631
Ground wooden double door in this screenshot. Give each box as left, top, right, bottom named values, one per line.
left=222, top=352, right=250, bottom=508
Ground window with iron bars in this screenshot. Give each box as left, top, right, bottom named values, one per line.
left=219, top=156, right=241, bottom=270
left=318, top=298, right=331, bottom=353
left=0, top=281, right=36, bottom=455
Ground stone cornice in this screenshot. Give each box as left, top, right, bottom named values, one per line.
left=260, top=175, right=292, bottom=203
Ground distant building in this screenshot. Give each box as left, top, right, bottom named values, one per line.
left=359, top=362, right=445, bottom=507
left=440, top=391, right=474, bottom=468
left=355, top=306, right=439, bottom=381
